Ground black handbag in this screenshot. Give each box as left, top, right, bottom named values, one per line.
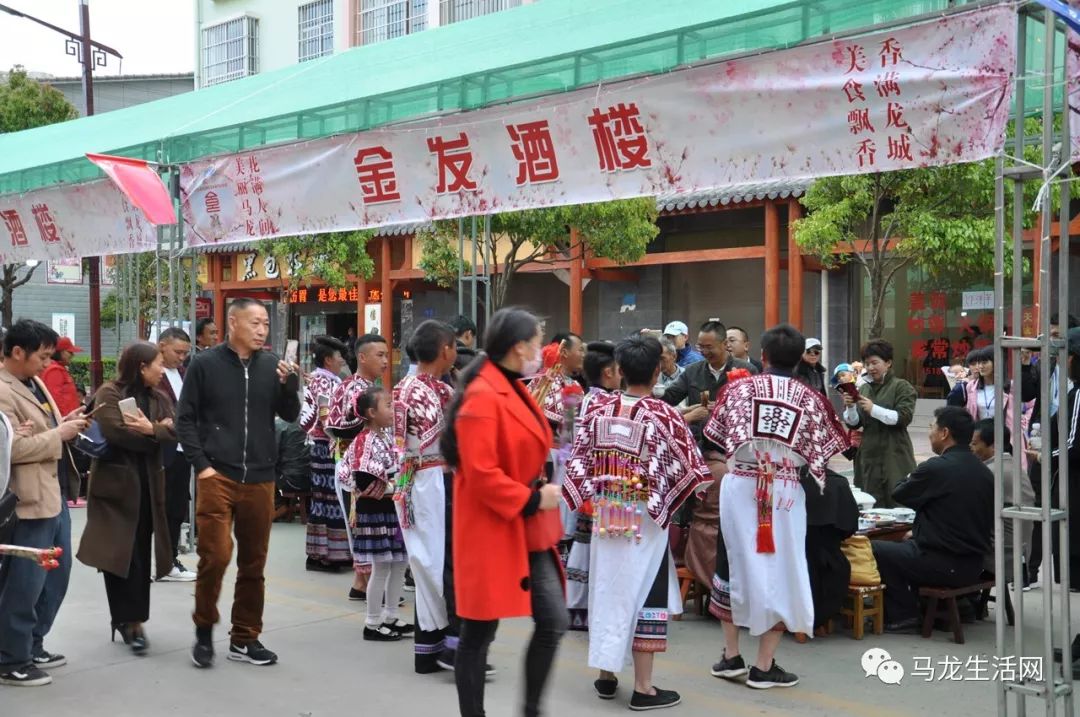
left=71, top=420, right=111, bottom=460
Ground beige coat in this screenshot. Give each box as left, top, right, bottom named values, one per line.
left=77, top=384, right=176, bottom=580
left=0, top=366, right=67, bottom=520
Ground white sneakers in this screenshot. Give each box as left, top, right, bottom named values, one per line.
left=159, top=561, right=197, bottom=582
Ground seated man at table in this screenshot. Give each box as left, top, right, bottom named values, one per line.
left=871, top=406, right=993, bottom=632
left=969, top=419, right=1034, bottom=584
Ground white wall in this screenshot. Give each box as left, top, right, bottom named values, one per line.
left=196, top=0, right=347, bottom=84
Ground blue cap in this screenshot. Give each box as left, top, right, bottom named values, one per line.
left=831, top=362, right=854, bottom=387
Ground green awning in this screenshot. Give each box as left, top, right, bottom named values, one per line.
left=0, top=0, right=1037, bottom=196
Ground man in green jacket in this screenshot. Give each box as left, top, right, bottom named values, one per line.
left=841, top=339, right=917, bottom=508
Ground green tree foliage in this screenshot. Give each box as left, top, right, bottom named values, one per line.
left=794, top=138, right=1078, bottom=339
left=0, top=67, right=77, bottom=132
left=417, top=223, right=470, bottom=289
left=101, top=253, right=198, bottom=339
left=418, top=198, right=659, bottom=309
left=0, top=68, right=78, bottom=327
left=259, top=230, right=376, bottom=291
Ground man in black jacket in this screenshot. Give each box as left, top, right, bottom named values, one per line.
left=660, top=320, right=756, bottom=442
left=871, top=406, right=993, bottom=631
left=177, top=298, right=300, bottom=669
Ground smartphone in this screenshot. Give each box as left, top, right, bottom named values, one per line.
left=284, top=339, right=299, bottom=366
left=118, top=397, right=138, bottom=416
left=836, top=382, right=860, bottom=400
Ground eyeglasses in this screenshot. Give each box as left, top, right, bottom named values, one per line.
left=805, top=348, right=822, bottom=355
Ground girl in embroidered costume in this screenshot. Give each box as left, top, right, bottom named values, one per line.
left=337, top=386, right=412, bottom=641
left=392, top=321, right=459, bottom=674
left=325, top=333, right=390, bottom=601
left=704, top=324, right=850, bottom=690
left=565, top=336, right=711, bottom=711
left=565, top=341, right=621, bottom=632
left=528, top=333, right=587, bottom=543
left=299, top=336, right=350, bottom=572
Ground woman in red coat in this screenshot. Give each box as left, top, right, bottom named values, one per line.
left=442, top=307, right=566, bottom=717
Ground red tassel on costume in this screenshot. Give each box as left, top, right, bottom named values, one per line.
left=756, top=522, right=776, bottom=554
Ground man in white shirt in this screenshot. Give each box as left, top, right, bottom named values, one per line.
left=157, top=327, right=196, bottom=582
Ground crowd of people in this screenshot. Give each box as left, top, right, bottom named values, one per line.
left=0, top=301, right=1077, bottom=712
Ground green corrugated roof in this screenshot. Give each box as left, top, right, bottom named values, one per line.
left=0, top=0, right=1005, bottom=195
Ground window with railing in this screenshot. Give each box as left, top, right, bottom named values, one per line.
left=299, top=0, right=335, bottom=62
left=439, top=0, right=522, bottom=25
left=358, top=0, right=428, bottom=46
left=202, top=16, right=259, bottom=87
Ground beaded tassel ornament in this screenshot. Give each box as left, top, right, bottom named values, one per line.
left=589, top=414, right=649, bottom=544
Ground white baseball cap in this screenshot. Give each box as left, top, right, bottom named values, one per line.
left=805, top=337, right=823, bottom=351
left=663, top=321, right=689, bottom=337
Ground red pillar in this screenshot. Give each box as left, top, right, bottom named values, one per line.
left=212, top=255, right=226, bottom=343
left=380, top=236, right=392, bottom=387
left=568, top=229, right=583, bottom=336
left=764, top=200, right=781, bottom=328
left=787, top=199, right=804, bottom=330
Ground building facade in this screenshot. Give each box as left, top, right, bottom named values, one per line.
left=195, top=0, right=534, bottom=87
left=4, top=72, right=195, bottom=372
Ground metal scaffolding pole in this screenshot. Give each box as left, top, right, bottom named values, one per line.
left=995, top=6, right=1073, bottom=716
left=470, top=215, right=478, bottom=326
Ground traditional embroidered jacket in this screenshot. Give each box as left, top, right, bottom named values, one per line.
left=299, top=368, right=342, bottom=442
left=392, top=373, right=454, bottom=458
left=528, top=371, right=575, bottom=429
left=564, top=392, right=711, bottom=531
left=704, top=373, right=849, bottom=490
left=336, top=427, right=396, bottom=492
left=325, top=373, right=375, bottom=441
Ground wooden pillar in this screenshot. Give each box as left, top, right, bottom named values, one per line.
left=764, top=199, right=781, bottom=327
left=212, top=254, right=226, bottom=343
left=380, top=236, right=392, bottom=387
left=787, top=199, right=805, bottom=330
left=569, top=228, right=584, bottom=336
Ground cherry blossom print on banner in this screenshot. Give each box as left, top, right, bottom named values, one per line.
left=0, top=178, right=156, bottom=264
left=180, top=4, right=1016, bottom=247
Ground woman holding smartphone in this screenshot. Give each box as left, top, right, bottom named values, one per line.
left=77, top=341, right=177, bottom=653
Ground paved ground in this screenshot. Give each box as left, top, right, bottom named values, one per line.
left=4, top=400, right=1077, bottom=716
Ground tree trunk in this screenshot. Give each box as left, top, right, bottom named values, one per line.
left=491, top=270, right=511, bottom=311
left=867, top=267, right=887, bottom=340
left=0, top=288, right=10, bottom=329
left=1, top=264, right=16, bottom=329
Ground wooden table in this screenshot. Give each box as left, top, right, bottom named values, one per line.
left=859, top=522, right=913, bottom=542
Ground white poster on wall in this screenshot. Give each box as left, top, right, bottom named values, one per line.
left=962, top=291, right=995, bottom=311
left=51, top=313, right=75, bottom=339
left=364, top=303, right=382, bottom=336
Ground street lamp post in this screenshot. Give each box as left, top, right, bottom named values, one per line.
left=0, top=0, right=122, bottom=389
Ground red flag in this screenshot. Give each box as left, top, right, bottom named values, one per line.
left=86, top=153, right=176, bottom=225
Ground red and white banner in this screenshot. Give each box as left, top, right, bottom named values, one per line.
left=0, top=5, right=1017, bottom=262
left=181, top=4, right=1016, bottom=248
left=0, top=178, right=155, bottom=264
